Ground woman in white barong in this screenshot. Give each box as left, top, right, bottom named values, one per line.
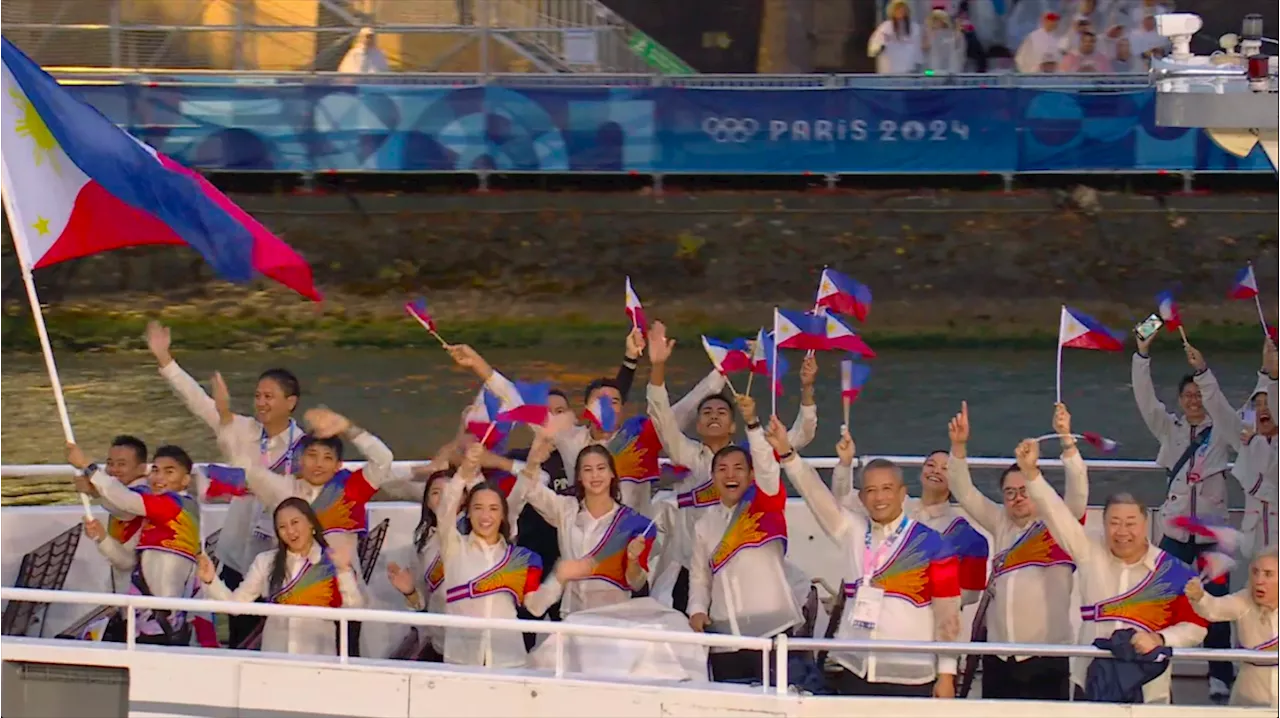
left=198, top=497, right=363, bottom=656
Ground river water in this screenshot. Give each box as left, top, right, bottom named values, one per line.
left=0, top=347, right=1262, bottom=508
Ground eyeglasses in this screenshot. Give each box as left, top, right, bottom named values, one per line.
left=1002, top=487, right=1028, bottom=500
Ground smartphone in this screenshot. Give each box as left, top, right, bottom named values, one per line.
left=1134, top=313, right=1164, bottom=341
left=1240, top=408, right=1257, bottom=432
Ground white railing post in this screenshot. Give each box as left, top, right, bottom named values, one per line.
left=339, top=618, right=349, bottom=664
left=124, top=605, right=136, bottom=650
left=758, top=645, right=771, bottom=693
left=773, top=634, right=788, bottom=696
left=554, top=633, right=565, bottom=678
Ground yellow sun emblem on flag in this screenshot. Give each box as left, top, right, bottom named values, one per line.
left=10, top=87, right=60, bottom=174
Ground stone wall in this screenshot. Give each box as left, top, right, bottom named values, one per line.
left=7, top=189, right=1272, bottom=298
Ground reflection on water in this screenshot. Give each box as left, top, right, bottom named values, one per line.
left=1, top=347, right=1261, bottom=507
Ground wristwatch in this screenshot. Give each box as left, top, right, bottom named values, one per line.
left=746, top=420, right=762, bottom=431
left=80, top=463, right=99, bottom=478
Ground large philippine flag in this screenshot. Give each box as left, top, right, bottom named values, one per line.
left=0, top=39, right=320, bottom=300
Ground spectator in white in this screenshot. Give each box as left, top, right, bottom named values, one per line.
left=1038, top=56, right=1060, bottom=73
left=1111, top=36, right=1137, bottom=72
left=924, top=9, right=968, bottom=74
left=1108, top=0, right=1173, bottom=34
left=1185, top=550, right=1279, bottom=709
left=1128, top=12, right=1170, bottom=63
left=869, top=0, right=924, bottom=74
left=1015, top=11, right=1062, bottom=73
left=1059, top=16, right=1096, bottom=53
left=1060, top=31, right=1113, bottom=72
left=1006, top=0, right=1054, bottom=56
left=338, top=28, right=390, bottom=74
left=1099, top=23, right=1128, bottom=58
left=1063, top=0, right=1105, bottom=37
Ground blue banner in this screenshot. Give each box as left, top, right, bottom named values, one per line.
left=70, top=84, right=1273, bottom=174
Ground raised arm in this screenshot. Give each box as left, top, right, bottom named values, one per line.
left=1131, top=341, right=1176, bottom=441
left=201, top=551, right=270, bottom=602
left=1021, top=439, right=1095, bottom=563
left=86, top=470, right=148, bottom=518
left=436, top=446, right=477, bottom=559
left=329, top=543, right=365, bottom=609
left=735, top=394, right=780, bottom=495
left=1186, top=345, right=1245, bottom=449
left=647, top=323, right=714, bottom=468
left=1054, top=403, right=1090, bottom=520
left=220, top=427, right=294, bottom=511
left=769, top=418, right=852, bottom=541
left=511, top=435, right=575, bottom=528
left=1187, top=582, right=1252, bottom=623
left=788, top=355, right=819, bottom=450
left=945, top=402, right=1004, bottom=533
left=612, top=328, right=644, bottom=403
left=304, top=407, right=395, bottom=488
left=523, top=574, right=565, bottom=618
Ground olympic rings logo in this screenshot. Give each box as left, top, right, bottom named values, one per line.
left=702, top=117, right=759, bottom=143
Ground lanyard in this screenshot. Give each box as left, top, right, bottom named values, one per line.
left=261, top=419, right=297, bottom=473
left=863, top=515, right=910, bottom=577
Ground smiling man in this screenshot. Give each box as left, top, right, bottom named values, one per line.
left=1021, top=438, right=1208, bottom=704
left=686, top=404, right=797, bottom=684
left=1131, top=331, right=1235, bottom=701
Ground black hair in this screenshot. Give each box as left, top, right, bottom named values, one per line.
left=1080, top=30, right=1097, bottom=39
left=548, top=388, right=569, bottom=404
left=152, top=445, right=194, bottom=474
left=110, top=435, right=148, bottom=464
left=299, top=434, right=345, bottom=462
left=1103, top=491, right=1149, bottom=518
left=696, top=393, right=736, bottom=420
left=258, top=368, right=301, bottom=404
left=268, top=497, right=329, bottom=598
left=414, top=470, right=452, bottom=552
left=711, top=444, right=753, bottom=473
left=924, top=449, right=949, bottom=461
left=573, top=444, right=622, bottom=503
left=1177, top=374, right=1197, bottom=396
left=462, top=481, right=513, bottom=542
left=998, top=463, right=1021, bottom=489
left=583, top=378, right=622, bottom=406
left=860, top=457, right=903, bottom=485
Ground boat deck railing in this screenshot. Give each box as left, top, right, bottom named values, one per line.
left=2, top=586, right=1273, bottom=699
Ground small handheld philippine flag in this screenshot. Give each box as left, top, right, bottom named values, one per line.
left=701, top=336, right=751, bottom=374
left=405, top=298, right=437, bottom=333
left=1058, top=307, right=1125, bottom=352
left=815, top=268, right=873, bottom=322
left=584, top=395, right=618, bottom=434
left=1080, top=431, right=1119, bottom=454
left=1155, top=290, right=1182, bottom=332
left=625, top=277, right=647, bottom=335
left=1230, top=264, right=1259, bottom=300
left=840, top=359, right=871, bottom=402
left=494, top=381, right=551, bottom=427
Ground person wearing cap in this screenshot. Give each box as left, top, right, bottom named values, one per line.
left=1005, top=0, right=1053, bottom=56
left=923, top=9, right=967, bottom=74
left=1015, top=10, right=1063, bottom=73
left=338, top=27, right=390, bottom=74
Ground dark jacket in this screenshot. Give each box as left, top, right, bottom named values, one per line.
left=1084, top=628, right=1173, bottom=703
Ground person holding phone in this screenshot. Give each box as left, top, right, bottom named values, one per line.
left=1130, top=327, right=1234, bottom=703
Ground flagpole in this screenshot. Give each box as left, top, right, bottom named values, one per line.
left=1055, top=306, right=1065, bottom=405
left=0, top=158, right=92, bottom=519
left=771, top=309, right=779, bottom=418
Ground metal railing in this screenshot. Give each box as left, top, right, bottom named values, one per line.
left=0, top=455, right=1180, bottom=479
left=0, top=0, right=684, bottom=75
left=1, top=586, right=1274, bottom=700
left=38, top=67, right=1156, bottom=90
